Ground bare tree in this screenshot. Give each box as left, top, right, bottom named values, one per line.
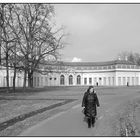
left=8, top=43, right=23, bottom=92
left=117, top=51, right=140, bottom=65
left=0, top=4, right=66, bottom=91
left=0, top=4, right=17, bottom=92
left=11, top=4, right=65, bottom=88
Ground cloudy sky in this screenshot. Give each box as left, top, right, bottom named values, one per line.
left=54, top=4, right=140, bottom=62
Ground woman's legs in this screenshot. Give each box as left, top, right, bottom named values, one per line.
left=87, top=117, right=92, bottom=128
left=91, top=116, right=95, bottom=127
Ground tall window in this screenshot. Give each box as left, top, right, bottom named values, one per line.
left=3, top=77, right=6, bottom=87
left=99, top=77, right=102, bottom=85
left=118, top=77, right=121, bottom=86
left=127, top=77, right=130, bottom=84
left=123, top=77, right=126, bottom=85
left=132, top=77, right=135, bottom=85
left=77, top=75, right=81, bottom=85
left=103, top=77, right=106, bottom=85
left=10, top=76, right=13, bottom=87
left=112, top=77, right=115, bottom=86
left=84, top=78, right=87, bottom=85
left=37, top=77, right=39, bottom=87
left=69, top=75, right=73, bottom=85
left=89, top=78, right=92, bottom=85
left=136, top=77, right=139, bottom=85
left=45, top=77, right=47, bottom=84
left=108, top=77, right=111, bottom=85
left=41, top=77, right=43, bottom=86
left=17, top=77, right=21, bottom=87
left=34, top=77, right=36, bottom=87
left=94, top=77, right=97, bottom=85
left=60, top=75, right=65, bottom=85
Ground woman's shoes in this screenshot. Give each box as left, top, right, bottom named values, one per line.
left=92, top=123, right=94, bottom=127
left=88, top=123, right=91, bottom=128
left=88, top=125, right=91, bottom=128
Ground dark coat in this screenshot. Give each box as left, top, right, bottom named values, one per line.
left=82, top=91, right=100, bottom=117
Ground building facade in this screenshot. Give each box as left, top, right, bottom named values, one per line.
left=0, top=60, right=140, bottom=88
left=33, top=60, right=140, bottom=87
left=0, top=65, right=25, bottom=87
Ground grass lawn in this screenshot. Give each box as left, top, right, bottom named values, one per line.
left=0, top=86, right=82, bottom=136
left=0, top=86, right=140, bottom=136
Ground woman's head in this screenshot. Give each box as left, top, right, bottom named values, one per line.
left=87, top=86, right=94, bottom=93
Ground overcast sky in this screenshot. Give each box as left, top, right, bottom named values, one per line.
left=54, top=4, right=140, bottom=62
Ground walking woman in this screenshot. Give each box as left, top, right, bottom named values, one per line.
left=82, top=86, right=100, bottom=128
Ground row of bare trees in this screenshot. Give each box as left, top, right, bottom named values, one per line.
left=117, top=51, right=140, bottom=65
left=0, top=4, right=65, bottom=92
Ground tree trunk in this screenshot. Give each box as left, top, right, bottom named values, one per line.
left=13, top=43, right=17, bottom=93
left=0, top=42, right=1, bottom=65
left=28, top=73, right=31, bottom=88
left=23, top=69, right=27, bottom=90
left=6, top=52, right=9, bottom=93
left=28, top=71, right=33, bottom=88
left=13, top=67, right=16, bottom=93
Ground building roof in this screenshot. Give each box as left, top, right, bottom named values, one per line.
left=53, top=60, right=136, bottom=67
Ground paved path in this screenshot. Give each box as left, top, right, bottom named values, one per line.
left=20, top=89, right=140, bottom=136
left=20, top=104, right=94, bottom=136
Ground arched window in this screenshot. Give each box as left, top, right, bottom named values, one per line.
left=69, top=75, right=73, bottom=85
left=60, top=75, right=65, bottom=85
left=77, top=75, right=81, bottom=85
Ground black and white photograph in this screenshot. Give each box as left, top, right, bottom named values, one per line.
left=0, top=1, right=140, bottom=137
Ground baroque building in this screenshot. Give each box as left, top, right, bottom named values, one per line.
left=1, top=59, right=140, bottom=88
left=33, top=60, right=140, bottom=87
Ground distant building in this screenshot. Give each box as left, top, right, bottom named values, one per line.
left=0, top=60, right=140, bottom=88
left=33, top=60, right=140, bottom=87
